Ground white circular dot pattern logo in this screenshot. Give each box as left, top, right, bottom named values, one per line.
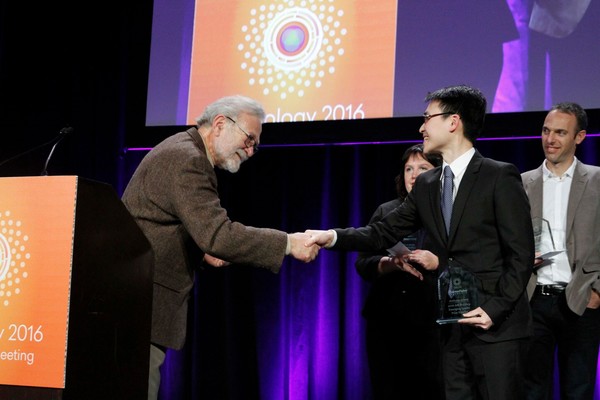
left=238, top=0, right=347, bottom=100
left=0, top=210, right=30, bottom=307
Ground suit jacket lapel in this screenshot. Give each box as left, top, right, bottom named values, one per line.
left=426, top=166, right=447, bottom=244
left=447, top=152, right=483, bottom=242
left=525, top=166, right=544, bottom=219
left=566, top=162, right=588, bottom=240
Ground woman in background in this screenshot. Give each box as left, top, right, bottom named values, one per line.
left=355, top=144, right=444, bottom=400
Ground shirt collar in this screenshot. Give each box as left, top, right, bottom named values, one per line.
left=197, top=127, right=215, bottom=167
left=442, top=147, right=475, bottom=177
left=542, top=157, right=577, bottom=180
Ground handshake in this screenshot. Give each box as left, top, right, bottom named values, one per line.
left=203, top=230, right=336, bottom=267
left=287, top=229, right=336, bottom=263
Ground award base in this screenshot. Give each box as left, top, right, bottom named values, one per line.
left=436, top=317, right=466, bottom=325
left=436, top=314, right=481, bottom=325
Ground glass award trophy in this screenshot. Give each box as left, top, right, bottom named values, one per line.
left=532, top=217, right=553, bottom=254
left=532, top=217, right=564, bottom=265
left=436, top=260, right=479, bottom=325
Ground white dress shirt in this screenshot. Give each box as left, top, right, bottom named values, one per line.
left=536, top=158, right=577, bottom=285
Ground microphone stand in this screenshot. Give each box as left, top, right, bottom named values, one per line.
left=0, top=126, right=74, bottom=175
left=40, top=127, right=73, bottom=176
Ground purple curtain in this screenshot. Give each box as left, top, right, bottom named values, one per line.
left=116, top=137, right=600, bottom=400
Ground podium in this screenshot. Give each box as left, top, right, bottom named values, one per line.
left=0, top=176, right=154, bottom=399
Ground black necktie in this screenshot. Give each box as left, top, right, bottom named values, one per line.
left=441, top=166, right=454, bottom=235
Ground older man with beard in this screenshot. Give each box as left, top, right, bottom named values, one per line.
left=122, top=95, right=319, bottom=399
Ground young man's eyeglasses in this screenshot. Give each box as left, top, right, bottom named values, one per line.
left=423, top=112, right=454, bottom=123
left=226, top=116, right=259, bottom=152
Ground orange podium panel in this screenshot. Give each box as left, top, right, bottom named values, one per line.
left=0, top=176, right=154, bottom=400
left=0, top=176, right=76, bottom=388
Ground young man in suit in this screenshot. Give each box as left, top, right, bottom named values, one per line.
left=306, top=85, right=535, bottom=399
left=121, top=95, right=319, bottom=399
left=521, top=102, right=600, bottom=399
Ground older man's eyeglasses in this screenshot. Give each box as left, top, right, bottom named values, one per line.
left=226, top=116, right=259, bottom=152
left=423, top=112, right=454, bottom=123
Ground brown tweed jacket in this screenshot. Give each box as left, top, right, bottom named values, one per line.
left=122, top=127, right=287, bottom=349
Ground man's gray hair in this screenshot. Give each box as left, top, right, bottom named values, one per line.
left=196, top=95, right=266, bottom=127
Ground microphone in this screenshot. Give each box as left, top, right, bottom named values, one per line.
left=0, top=126, right=74, bottom=172
left=41, top=127, right=74, bottom=176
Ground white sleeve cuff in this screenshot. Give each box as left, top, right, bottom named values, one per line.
left=327, top=229, right=337, bottom=248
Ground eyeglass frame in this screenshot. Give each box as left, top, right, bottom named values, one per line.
left=422, top=112, right=455, bottom=123
left=225, top=116, right=259, bottom=152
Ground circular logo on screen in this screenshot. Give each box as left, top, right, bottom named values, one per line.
left=263, top=8, right=323, bottom=71
left=0, top=211, right=30, bottom=307
left=238, top=0, right=347, bottom=100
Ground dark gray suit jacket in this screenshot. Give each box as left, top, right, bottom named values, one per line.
left=122, top=127, right=287, bottom=349
left=334, top=150, right=535, bottom=342
left=522, top=160, right=600, bottom=315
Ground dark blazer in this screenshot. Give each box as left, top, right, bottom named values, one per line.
left=122, top=127, right=288, bottom=350
left=355, top=198, right=437, bottom=323
left=355, top=198, right=404, bottom=282
left=334, top=150, right=535, bottom=342
left=522, top=160, right=600, bottom=315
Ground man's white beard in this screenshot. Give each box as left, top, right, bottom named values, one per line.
left=220, top=157, right=242, bottom=173
left=215, top=145, right=247, bottom=173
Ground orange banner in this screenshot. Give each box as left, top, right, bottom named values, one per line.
left=187, top=0, right=397, bottom=123
left=0, top=176, right=76, bottom=388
